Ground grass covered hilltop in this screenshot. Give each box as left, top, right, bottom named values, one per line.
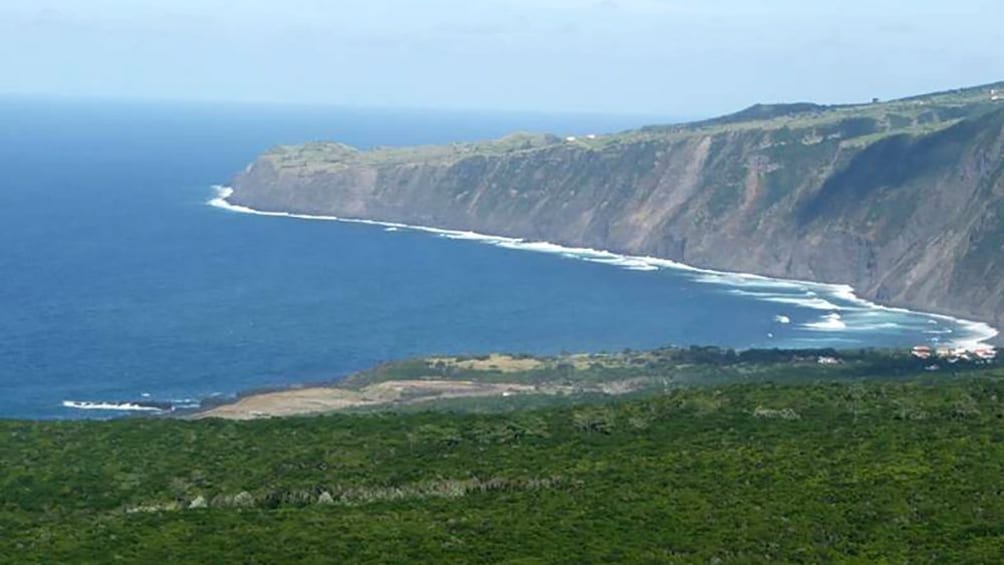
left=4, top=347, right=1004, bottom=562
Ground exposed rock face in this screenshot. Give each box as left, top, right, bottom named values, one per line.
left=229, top=84, right=1004, bottom=327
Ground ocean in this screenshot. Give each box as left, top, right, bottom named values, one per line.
left=0, top=97, right=995, bottom=419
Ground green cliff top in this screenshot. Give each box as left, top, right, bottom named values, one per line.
left=259, top=80, right=1004, bottom=172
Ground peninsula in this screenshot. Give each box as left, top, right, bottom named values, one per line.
left=226, top=81, right=1004, bottom=328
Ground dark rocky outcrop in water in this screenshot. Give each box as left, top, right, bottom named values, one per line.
left=229, top=82, right=1004, bottom=327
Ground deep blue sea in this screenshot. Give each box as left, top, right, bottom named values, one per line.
left=0, top=97, right=994, bottom=419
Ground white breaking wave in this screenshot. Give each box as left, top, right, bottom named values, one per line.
left=696, top=272, right=807, bottom=290
left=62, top=400, right=165, bottom=412
left=728, top=291, right=840, bottom=311
left=944, top=318, right=999, bottom=350
left=804, top=313, right=848, bottom=331
left=207, top=185, right=1000, bottom=347
left=774, top=315, right=791, bottom=324
left=762, top=296, right=842, bottom=311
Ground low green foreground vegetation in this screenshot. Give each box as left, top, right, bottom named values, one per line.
left=3, top=352, right=1004, bottom=562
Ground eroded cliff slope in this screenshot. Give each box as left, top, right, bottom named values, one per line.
left=230, top=82, right=1004, bottom=325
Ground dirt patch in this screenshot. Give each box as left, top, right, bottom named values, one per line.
left=197, top=379, right=541, bottom=420
left=196, top=388, right=373, bottom=420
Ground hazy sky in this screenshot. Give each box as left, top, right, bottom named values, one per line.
left=1, top=0, right=1002, bottom=116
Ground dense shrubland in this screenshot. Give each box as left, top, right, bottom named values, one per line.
left=3, top=357, right=1004, bottom=562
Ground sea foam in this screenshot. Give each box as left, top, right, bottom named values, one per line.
left=208, top=186, right=999, bottom=348
left=805, top=313, right=847, bottom=331
left=62, top=400, right=165, bottom=412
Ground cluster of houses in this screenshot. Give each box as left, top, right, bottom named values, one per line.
left=992, top=88, right=1002, bottom=102
left=911, top=344, right=997, bottom=363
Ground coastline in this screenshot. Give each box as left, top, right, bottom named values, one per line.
left=209, top=185, right=999, bottom=349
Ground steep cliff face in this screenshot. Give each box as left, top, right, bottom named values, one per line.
left=229, top=84, right=1004, bottom=325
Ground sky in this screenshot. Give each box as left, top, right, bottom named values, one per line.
left=1, top=0, right=1003, bottom=117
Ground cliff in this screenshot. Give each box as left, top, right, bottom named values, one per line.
left=229, top=82, right=1004, bottom=326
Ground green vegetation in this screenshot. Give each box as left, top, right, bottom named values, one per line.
left=3, top=348, right=1004, bottom=562
left=265, top=131, right=566, bottom=171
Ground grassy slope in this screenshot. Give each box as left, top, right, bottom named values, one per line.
left=4, top=357, right=1004, bottom=562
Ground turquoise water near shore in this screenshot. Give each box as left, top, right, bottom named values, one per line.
left=0, top=97, right=993, bottom=419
